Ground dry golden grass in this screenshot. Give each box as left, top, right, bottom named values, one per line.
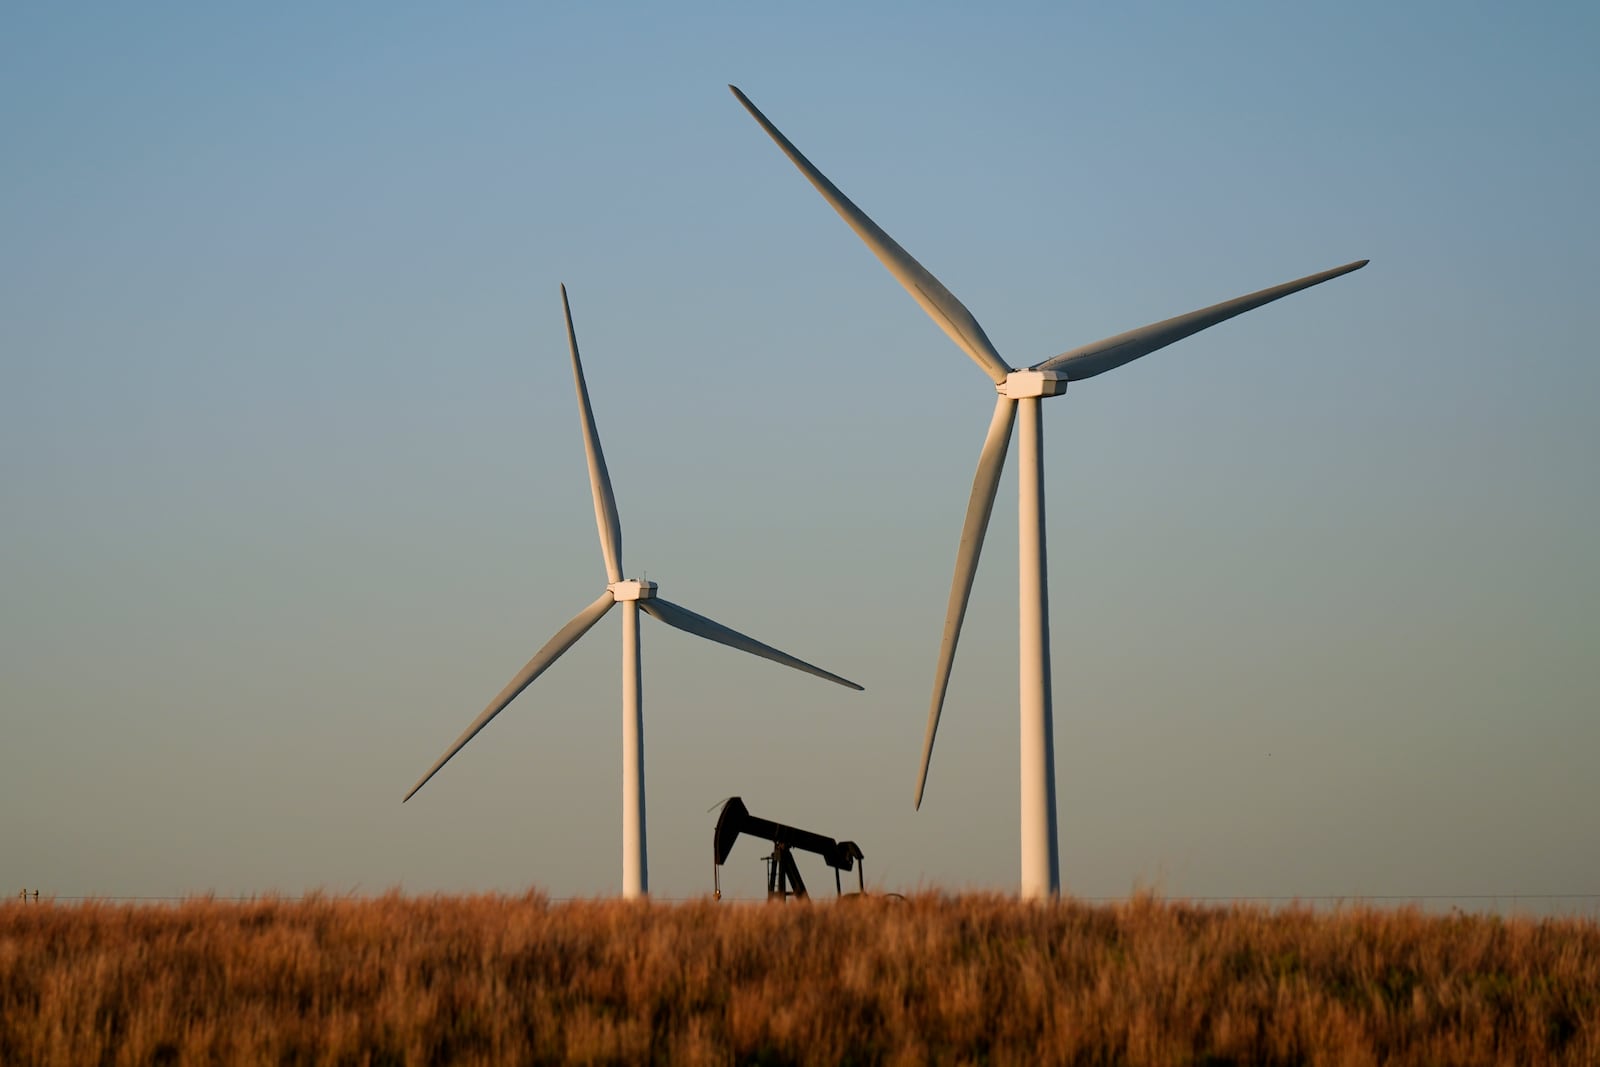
left=2, top=892, right=1596, bottom=1065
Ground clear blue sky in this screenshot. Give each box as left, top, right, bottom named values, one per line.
left=3, top=4, right=1596, bottom=905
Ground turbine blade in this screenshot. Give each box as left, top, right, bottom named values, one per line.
left=1035, top=260, right=1369, bottom=381
left=640, top=596, right=864, bottom=691
left=915, top=396, right=1016, bottom=810
left=404, top=591, right=616, bottom=802
left=731, top=86, right=1011, bottom=385
left=562, top=285, right=624, bottom=583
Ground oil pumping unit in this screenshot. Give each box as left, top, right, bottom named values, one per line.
left=712, top=797, right=864, bottom=901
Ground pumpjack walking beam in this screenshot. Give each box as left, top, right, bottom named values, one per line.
left=712, top=796, right=864, bottom=901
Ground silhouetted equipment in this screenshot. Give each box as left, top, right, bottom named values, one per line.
left=712, top=797, right=864, bottom=901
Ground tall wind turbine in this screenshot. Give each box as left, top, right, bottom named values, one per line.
left=732, top=86, right=1366, bottom=899
left=404, top=285, right=863, bottom=899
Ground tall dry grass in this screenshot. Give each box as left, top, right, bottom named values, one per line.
left=2, top=892, right=1596, bottom=1065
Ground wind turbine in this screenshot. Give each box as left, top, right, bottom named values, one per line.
left=404, top=285, right=863, bottom=899
left=732, top=86, right=1367, bottom=899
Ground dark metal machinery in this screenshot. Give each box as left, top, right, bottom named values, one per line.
left=712, top=796, right=865, bottom=901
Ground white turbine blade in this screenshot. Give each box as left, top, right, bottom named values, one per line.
left=1035, top=260, right=1369, bottom=382
left=404, top=591, right=616, bottom=802
left=640, top=596, right=864, bottom=691
left=562, top=285, right=624, bottom=583
left=915, top=396, right=1016, bottom=810
left=731, top=85, right=1012, bottom=385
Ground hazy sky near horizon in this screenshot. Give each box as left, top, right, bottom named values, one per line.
left=4, top=4, right=1596, bottom=905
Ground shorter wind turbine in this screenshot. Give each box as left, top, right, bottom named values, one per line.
left=733, top=85, right=1366, bottom=899
left=404, top=286, right=862, bottom=899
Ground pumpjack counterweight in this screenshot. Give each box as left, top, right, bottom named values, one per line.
left=712, top=797, right=864, bottom=901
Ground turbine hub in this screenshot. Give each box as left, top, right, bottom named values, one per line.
left=608, top=579, right=658, bottom=602
left=997, top=369, right=1068, bottom=399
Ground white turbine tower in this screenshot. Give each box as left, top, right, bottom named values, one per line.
left=404, top=285, right=863, bottom=899
left=732, top=86, right=1367, bottom=899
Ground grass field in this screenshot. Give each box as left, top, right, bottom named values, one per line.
left=3, top=892, right=1596, bottom=1065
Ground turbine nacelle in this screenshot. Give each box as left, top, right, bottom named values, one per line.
left=998, top=370, right=1068, bottom=400
left=608, top=579, right=659, bottom=602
